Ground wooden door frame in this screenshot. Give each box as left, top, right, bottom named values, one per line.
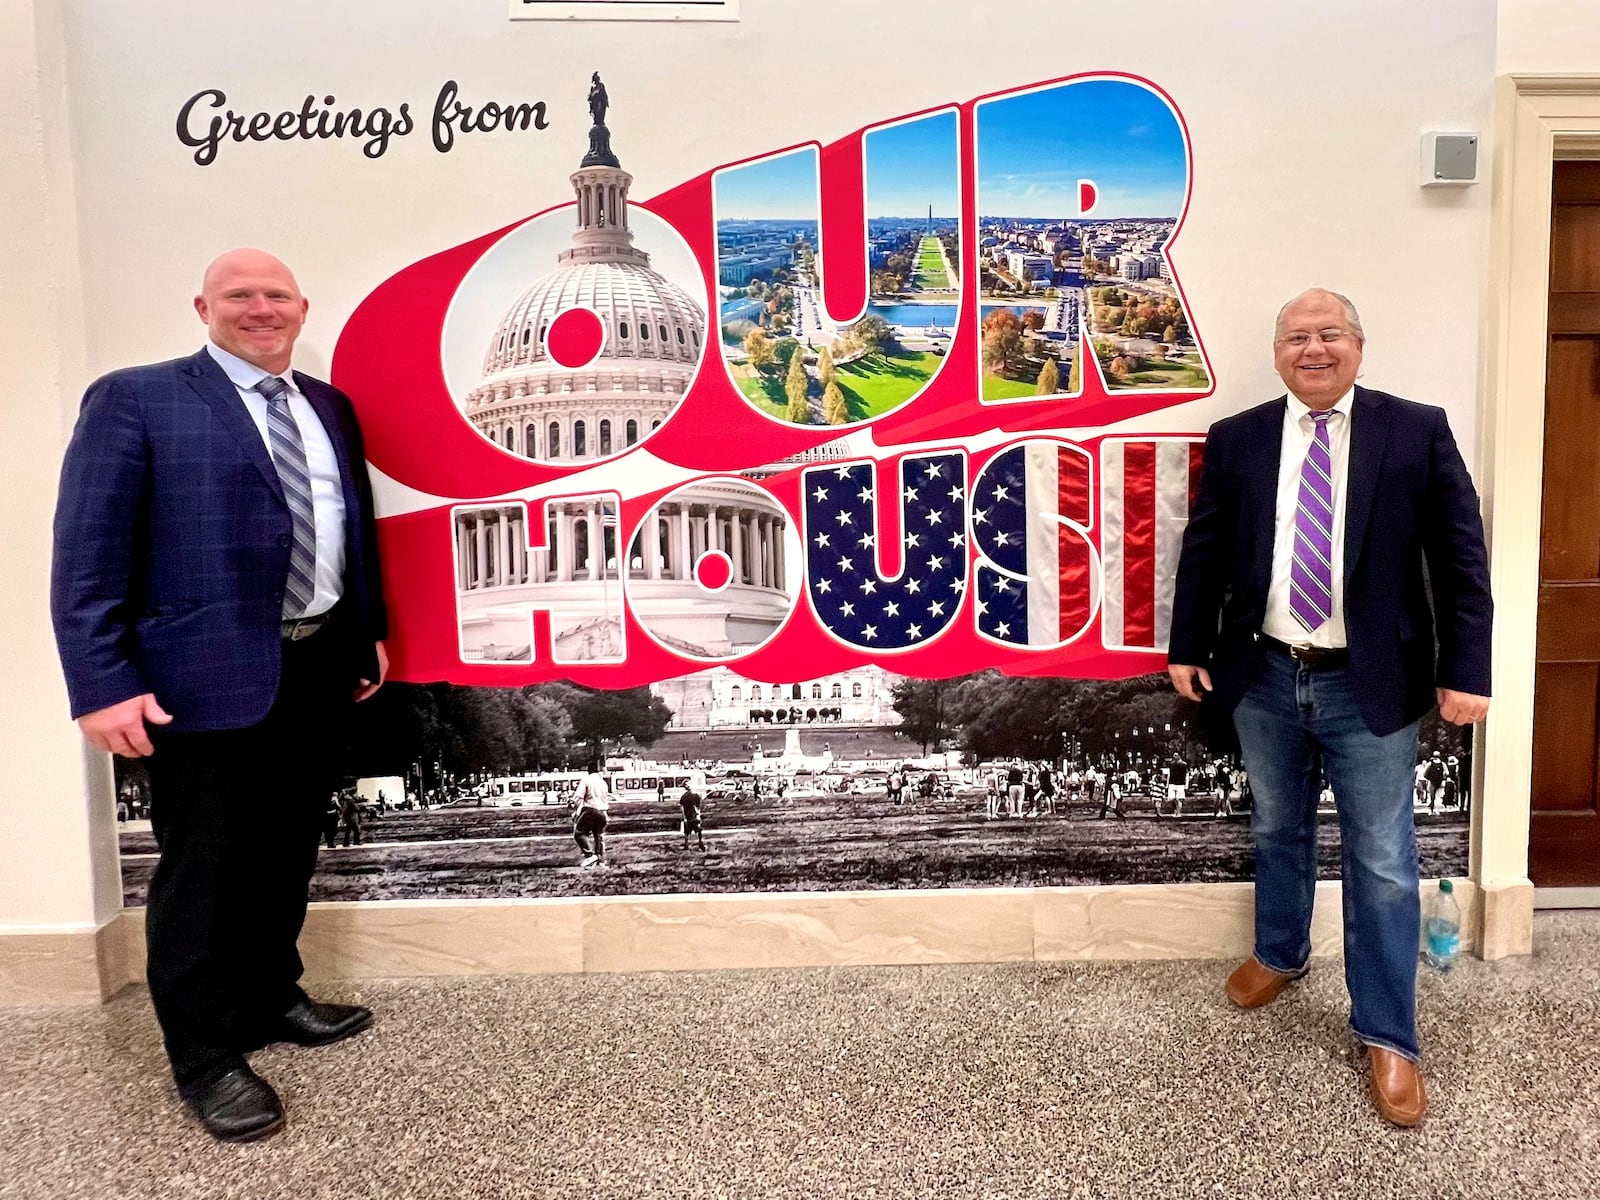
left=1478, top=75, right=1600, bottom=957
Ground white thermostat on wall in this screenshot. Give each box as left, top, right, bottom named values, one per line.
left=1421, top=131, right=1479, bottom=187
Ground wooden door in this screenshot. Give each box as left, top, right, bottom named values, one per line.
left=1531, top=160, right=1600, bottom=886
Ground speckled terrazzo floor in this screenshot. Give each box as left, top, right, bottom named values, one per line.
left=2, top=912, right=1597, bottom=1200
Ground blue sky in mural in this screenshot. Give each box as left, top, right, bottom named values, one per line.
left=977, top=80, right=1189, bottom=218
left=715, top=148, right=819, bottom=221
left=864, top=111, right=959, bottom=218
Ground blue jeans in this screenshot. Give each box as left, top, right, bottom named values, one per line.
left=1232, top=649, right=1422, bottom=1060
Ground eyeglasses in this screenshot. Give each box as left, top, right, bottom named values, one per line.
left=1276, top=329, right=1354, bottom=348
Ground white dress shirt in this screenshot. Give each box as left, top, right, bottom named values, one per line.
left=1261, top=387, right=1354, bottom=648
left=205, top=342, right=347, bottom=617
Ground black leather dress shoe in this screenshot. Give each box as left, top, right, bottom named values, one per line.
left=272, top=997, right=374, bottom=1047
left=178, top=1062, right=284, bottom=1143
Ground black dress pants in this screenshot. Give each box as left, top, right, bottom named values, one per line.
left=144, top=626, right=353, bottom=1084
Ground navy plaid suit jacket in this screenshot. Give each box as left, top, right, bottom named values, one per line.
left=51, top=348, right=388, bottom=731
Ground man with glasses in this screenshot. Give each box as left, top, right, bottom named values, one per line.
left=1166, top=288, right=1491, bottom=1127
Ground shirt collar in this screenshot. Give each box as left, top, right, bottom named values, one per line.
left=1286, top=387, right=1354, bottom=426
left=205, top=341, right=293, bottom=393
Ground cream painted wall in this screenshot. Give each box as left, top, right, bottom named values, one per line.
left=0, top=0, right=122, bottom=933
left=1498, top=0, right=1600, bottom=72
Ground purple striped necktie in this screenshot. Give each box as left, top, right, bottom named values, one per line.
left=1289, top=408, right=1336, bottom=634
left=255, top=375, right=318, bottom=618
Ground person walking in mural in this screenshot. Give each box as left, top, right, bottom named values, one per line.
left=50, top=249, right=389, bottom=1143
left=1005, top=762, right=1026, bottom=818
left=573, top=760, right=612, bottom=868
left=679, top=772, right=707, bottom=851
left=338, top=789, right=364, bottom=848
left=1168, top=288, right=1492, bottom=1128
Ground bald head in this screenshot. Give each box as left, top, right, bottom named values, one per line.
left=194, top=249, right=307, bottom=374
left=1274, top=288, right=1364, bottom=342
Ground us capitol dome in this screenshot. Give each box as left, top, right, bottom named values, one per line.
left=462, top=79, right=706, bottom=463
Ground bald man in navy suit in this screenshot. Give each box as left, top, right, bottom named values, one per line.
left=1167, top=289, right=1491, bottom=1128
left=52, top=249, right=389, bottom=1142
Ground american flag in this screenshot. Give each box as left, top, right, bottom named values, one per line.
left=971, top=440, right=1098, bottom=648
left=1099, top=438, right=1205, bottom=651
left=802, top=451, right=969, bottom=651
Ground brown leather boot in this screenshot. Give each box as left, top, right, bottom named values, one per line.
left=1224, top=958, right=1304, bottom=1009
left=1368, top=1047, right=1428, bottom=1127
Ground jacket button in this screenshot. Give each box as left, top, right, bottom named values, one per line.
left=278, top=535, right=290, bottom=548
left=273, top=590, right=284, bottom=603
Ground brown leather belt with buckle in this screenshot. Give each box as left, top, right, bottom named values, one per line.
left=1262, top=635, right=1349, bottom=670
left=281, top=612, right=331, bottom=641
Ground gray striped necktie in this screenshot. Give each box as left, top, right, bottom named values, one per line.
left=255, top=374, right=318, bottom=618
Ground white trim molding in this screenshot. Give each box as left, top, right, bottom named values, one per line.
left=1474, top=73, right=1600, bottom=958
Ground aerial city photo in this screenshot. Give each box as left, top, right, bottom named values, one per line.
left=713, top=110, right=961, bottom=426
left=975, top=78, right=1212, bottom=402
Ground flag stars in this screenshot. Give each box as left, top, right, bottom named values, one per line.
left=857, top=533, right=875, bottom=549
left=948, top=577, right=964, bottom=593
left=948, top=532, right=964, bottom=547
left=834, top=466, right=853, bottom=480
left=857, top=487, right=873, bottom=504
left=926, top=510, right=943, bottom=525
left=906, top=533, right=921, bottom=548
left=814, top=532, right=830, bottom=548
left=812, top=486, right=829, bottom=502
left=836, top=511, right=853, bottom=526
left=948, top=485, right=964, bottom=501
left=860, top=579, right=877, bottom=594
left=972, top=508, right=989, bottom=525
left=993, top=485, right=1010, bottom=501
left=994, top=531, right=1010, bottom=546
left=816, top=578, right=832, bottom=594
left=837, top=557, right=854, bottom=572
left=929, top=601, right=945, bottom=617
left=906, top=623, right=923, bottom=639
left=995, top=621, right=1011, bottom=637
left=841, top=601, right=855, bottom=617
left=862, top=625, right=878, bottom=641
left=906, top=578, right=921, bottom=594
left=925, top=461, right=944, bottom=479
left=885, top=602, right=900, bottom=617
left=928, top=555, right=944, bottom=572
left=904, top=486, right=919, bottom=503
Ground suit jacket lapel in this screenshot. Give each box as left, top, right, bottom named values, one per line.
left=1248, top=398, right=1287, bottom=598
left=182, top=349, right=284, bottom=502
left=1343, top=386, right=1391, bottom=582
left=296, top=373, right=356, bottom=498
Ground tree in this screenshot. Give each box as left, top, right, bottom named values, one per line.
left=786, top=349, right=811, bottom=423
left=816, top=344, right=836, bottom=393
left=1022, top=309, right=1046, bottom=332
left=1036, top=357, right=1060, bottom=395
left=1067, top=354, right=1081, bottom=392
left=744, top=327, right=776, bottom=371
left=1109, top=356, right=1133, bottom=380
left=850, top=313, right=893, bottom=359
left=533, top=682, right=671, bottom=763
left=892, top=678, right=953, bottom=755
left=823, top=380, right=849, bottom=424
left=981, top=307, right=1024, bottom=373
left=1164, top=325, right=1179, bottom=343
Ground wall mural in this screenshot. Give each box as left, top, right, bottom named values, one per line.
left=116, top=71, right=1473, bottom=902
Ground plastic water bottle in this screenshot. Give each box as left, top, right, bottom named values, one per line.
left=1423, top=878, right=1461, bottom=971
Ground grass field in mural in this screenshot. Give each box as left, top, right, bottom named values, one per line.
left=118, top=796, right=1469, bottom=905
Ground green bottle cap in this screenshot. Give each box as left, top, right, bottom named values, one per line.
left=1439, top=878, right=1454, bottom=894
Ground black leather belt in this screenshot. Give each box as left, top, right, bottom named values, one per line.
left=1262, top=635, right=1348, bottom=670
left=282, top=611, right=332, bottom=641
